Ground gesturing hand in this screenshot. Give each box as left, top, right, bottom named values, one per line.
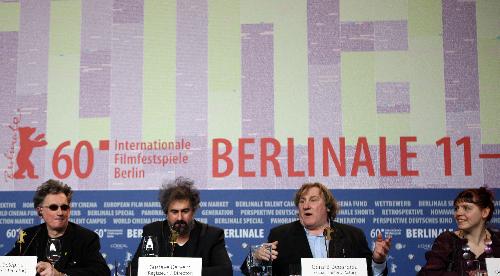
left=372, top=232, right=392, bottom=263
left=254, top=241, right=278, bottom=261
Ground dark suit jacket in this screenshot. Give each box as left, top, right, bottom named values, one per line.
left=130, top=220, right=232, bottom=276
left=6, top=222, right=110, bottom=276
left=241, top=220, right=387, bottom=276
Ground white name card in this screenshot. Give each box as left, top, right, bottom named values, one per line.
left=486, top=258, right=500, bottom=275
left=0, top=256, right=37, bottom=276
left=138, top=257, right=202, bottom=276
left=301, top=258, right=368, bottom=276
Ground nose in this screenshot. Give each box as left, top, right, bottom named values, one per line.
left=173, top=212, right=182, bottom=221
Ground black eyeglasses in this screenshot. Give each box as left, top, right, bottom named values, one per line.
left=43, top=204, right=70, bottom=211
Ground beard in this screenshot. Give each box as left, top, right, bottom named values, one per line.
left=171, top=220, right=192, bottom=236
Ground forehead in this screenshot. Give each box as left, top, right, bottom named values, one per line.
left=42, top=193, right=68, bottom=204
left=168, top=199, right=191, bottom=210
left=455, top=200, right=476, bottom=205
left=455, top=200, right=476, bottom=206
left=301, top=187, right=323, bottom=199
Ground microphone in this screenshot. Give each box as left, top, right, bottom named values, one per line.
left=17, top=229, right=27, bottom=255
left=169, top=225, right=180, bottom=257
left=323, top=226, right=335, bottom=240
left=323, top=226, right=335, bottom=258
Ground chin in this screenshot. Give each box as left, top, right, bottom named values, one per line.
left=303, top=222, right=316, bottom=229
left=458, top=226, right=473, bottom=232
left=49, top=223, right=68, bottom=230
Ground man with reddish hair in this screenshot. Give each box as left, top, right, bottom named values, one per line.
left=242, top=182, right=392, bottom=276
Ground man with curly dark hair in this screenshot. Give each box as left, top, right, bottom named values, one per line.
left=129, top=177, right=232, bottom=276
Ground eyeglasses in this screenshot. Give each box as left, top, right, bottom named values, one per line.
left=43, top=204, right=70, bottom=211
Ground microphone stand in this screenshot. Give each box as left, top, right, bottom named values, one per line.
left=447, top=235, right=456, bottom=273
left=21, top=227, right=40, bottom=256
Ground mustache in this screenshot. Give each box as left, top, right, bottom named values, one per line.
left=171, top=220, right=189, bottom=232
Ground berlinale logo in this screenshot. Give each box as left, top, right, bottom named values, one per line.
left=4, top=111, right=47, bottom=181
left=13, top=127, right=47, bottom=179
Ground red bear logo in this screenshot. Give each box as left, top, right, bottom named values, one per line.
left=14, top=127, right=47, bottom=179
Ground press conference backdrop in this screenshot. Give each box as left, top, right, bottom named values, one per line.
left=0, top=0, right=499, bottom=275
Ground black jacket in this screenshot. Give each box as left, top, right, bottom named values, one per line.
left=241, top=220, right=387, bottom=276
left=6, top=222, right=110, bottom=276
left=129, top=220, right=232, bottom=276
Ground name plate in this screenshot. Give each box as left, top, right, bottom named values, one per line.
left=301, top=258, right=368, bottom=276
left=138, top=257, right=202, bottom=276
left=486, top=258, right=500, bottom=275
left=0, top=256, right=37, bottom=276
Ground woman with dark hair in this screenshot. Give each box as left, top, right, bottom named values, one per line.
left=419, top=187, right=500, bottom=275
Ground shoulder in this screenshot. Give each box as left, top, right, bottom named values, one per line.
left=69, top=222, right=99, bottom=238
left=21, top=224, right=44, bottom=235
left=429, top=231, right=459, bottom=250
left=17, top=224, right=45, bottom=243
left=489, top=228, right=500, bottom=236
left=192, top=221, right=226, bottom=245
left=204, top=222, right=223, bottom=232
left=143, top=220, right=165, bottom=232
left=196, top=220, right=224, bottom=235
left=333, top=222, right=365, bottom=237
left=435, top=230, right=457, bottom=241
left=333, top=222, right=362, bottom=232
left=488, top=228, right=500, bottom=241
left=145, top=220, right=165, bottom=228
left=6, top=224, right=45, bottom=256
left=270, top=220, right=301, bottom=235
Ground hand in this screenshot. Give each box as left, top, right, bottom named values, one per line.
left=372, top=232, right=392, bottom=263
left=36, top=261, right=61, bottom=276
left=254, top=241, right=278, bottom=261
left=467, top=270, right=487, bottom=276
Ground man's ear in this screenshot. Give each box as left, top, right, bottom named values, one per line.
left=37, top=207, right=42, bottom=217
